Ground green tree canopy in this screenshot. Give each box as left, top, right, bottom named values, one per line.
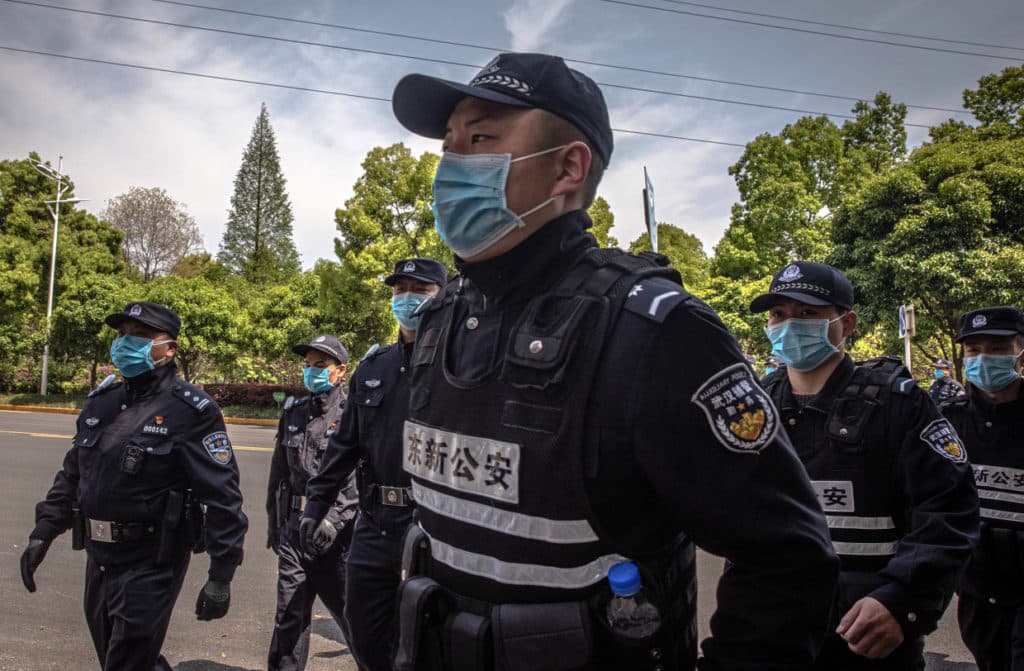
left=587, top=196, right=619, bottom=248
left=962, top=65, right=1024, bottom=130
left=629, top=223, right=709, bottom=289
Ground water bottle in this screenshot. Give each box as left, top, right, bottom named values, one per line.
left=606, top=561, right=662, bottom=639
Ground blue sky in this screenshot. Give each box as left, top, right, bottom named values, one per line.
left=0, top=0, right=1020, bottom=267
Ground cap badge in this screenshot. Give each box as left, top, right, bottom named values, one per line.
left=972, top=314, right=987, bottom=327
left=315, top=336, right=326, bottom=343
left=779, top=265, right=803, bottom=281
left=128, top=304, right=142, bottom=317
left=85, top=417, right=99, bottom=427
left=403, top=261, right=416, bottom=272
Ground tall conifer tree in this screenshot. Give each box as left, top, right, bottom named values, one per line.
left=219, top=103, right=300, bottom=283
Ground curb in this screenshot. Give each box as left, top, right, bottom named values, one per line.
left=0, top=404, right=279, bottom=427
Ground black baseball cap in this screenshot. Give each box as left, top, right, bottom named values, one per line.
left=392, top=52, right=614, bottom=166
left=105, top=301, right=181, bottom=339
left=292, top=335, right=349, bottom=365
left=956, top=306, right=1024, bottom=342
left=384, top=257, right=448, bottom=287
left=750, top=261, right=855, bottom=313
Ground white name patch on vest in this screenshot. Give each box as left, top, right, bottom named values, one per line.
left=812, top=480, right=856, bottom=512
left=973, top=464, right=1024, bottom=492
left=403, top=420, right=520, bottom=504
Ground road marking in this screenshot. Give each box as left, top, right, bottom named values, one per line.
left=0, top=430, right=273, bottom=452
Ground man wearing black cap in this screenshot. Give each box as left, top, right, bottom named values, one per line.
left=20, top=301, right=248, bottom=670
left=388, top=54, right=839, bottom=671
left=303, top=257, right=446, bottom=670
left=266, top=334, right=358, bottom=670
left=752, top=262, right=979, bottom=670
left=929, top=358, right=966, bottom=404
left=941, top=306, right=1024, bottom=671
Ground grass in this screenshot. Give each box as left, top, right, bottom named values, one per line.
left=1, top=393, right=281, bottom=420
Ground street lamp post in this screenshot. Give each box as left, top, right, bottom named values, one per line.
left=30, top=156, right=87, bottom=396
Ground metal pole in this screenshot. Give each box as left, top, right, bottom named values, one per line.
left=904, top=332, right=913, bottom=376
left=39, top=156, right=63, bottom=396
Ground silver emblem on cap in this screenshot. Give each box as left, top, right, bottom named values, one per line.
left=973, top=314, right=987, bottom=327
left=128, top=304, right=143, bottom=317
left=315, top=336, right=326, bottom=343
left=85, top=417, right=99, bottom=427
left=779, top=265, right=803, bottom=281
left=403, top=261, right=416, bottom=272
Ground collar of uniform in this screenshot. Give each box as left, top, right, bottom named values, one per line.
left=969, top=382, right=1024, bottom=417
left=779, top=354, right=855, bottom=413
left=456, top=209, right=596, bottom=302
left=124, top=361, right=178, bottom=402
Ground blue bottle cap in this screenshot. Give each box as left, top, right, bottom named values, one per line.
left=608, top=561, right=641, bottom=597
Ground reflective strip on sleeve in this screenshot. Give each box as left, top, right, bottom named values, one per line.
left=428, top=536, right=627, bottom=590
left=981, top=508, right=1024, bottom=523
left=412, top=482, right=599, bottom=544
left=825, top=515, right=896, bottom=530
left=978, top=489, right=1024, bottom=505
left=832, top=540, right=899, bottom=556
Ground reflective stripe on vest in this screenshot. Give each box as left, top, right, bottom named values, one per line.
left=831, top=540, right=899, bottom=556
left=973, top=464, right=1024, bottom=526
left=981, top=508, right=1024, bottom=523
left=826, top=515, right=896, bottom=530
left=426, top=532, right=627, bottom=589
left=412, top=482, right=599, bottom=544
left=979, top=489, right=1024, bottom=505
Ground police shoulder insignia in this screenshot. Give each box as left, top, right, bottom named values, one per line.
left=892, top=377, right=917, bottom=395
left=173, top=384, right=212, bottom=413
left=201, top=431, right=233, bottom=465
left=692, top=362, right=779, bottom=454
left=920, top=419, right=967, bottom=463
left=623, top=277, right=688, bottom=324
left=361, top=343, right=381, bottom=362
left=88, top=374, right=119, bottom=397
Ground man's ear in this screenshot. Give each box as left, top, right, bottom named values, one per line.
left=842, top=311, right=858, bottom=340
left=331, top=364, right=347, bottom=384
left=550, top=141, right=591, bottom=200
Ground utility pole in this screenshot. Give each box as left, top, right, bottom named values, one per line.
left=29, top=156, right=87, bottom=396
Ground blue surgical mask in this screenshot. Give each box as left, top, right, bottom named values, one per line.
left=964, top=353, right=1023, bottom=392
left=392, top=292, right=430, bottom=331
left=431, top=146, right=564, bottom=259
left=933, top=369, right=945, bottom=379
left=764, top=317, right=842, bottom=372
left=110, top=334, right=171, bottom=378
left=303, top=366, right=334, bottom=394
left=764, top=366, right=778, bottom=376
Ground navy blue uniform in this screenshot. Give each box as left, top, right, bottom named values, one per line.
left=399, top=212, right=839, bottom=670
left=31, top=362, right=248, bottom=670
left=930, top=376, right=966, bottom=404
left=766, top=356, right=979, bottom=670
left=943, top=389, right=1024, bottom=671
left=304, top=339, right=414, bottom=671
left=266, top=383, right=358, bottom=670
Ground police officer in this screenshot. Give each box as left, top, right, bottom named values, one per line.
left=266, top=334, right=358, bottom=670
left=750, top=262, right=979, bottom=670
left=20, top=301, right=248, bottom=671
left=941, top=306, right=1024, bottom=671
left=929, top=358, right=966, bottom=404
left=386, top=52, right=840, bottom=670
left=303, top=257, right=446, bottom=671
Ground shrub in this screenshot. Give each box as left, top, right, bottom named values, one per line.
left=201, top=382, right=306, bottom=408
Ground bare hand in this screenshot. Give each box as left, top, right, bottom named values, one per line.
left=836, top=596, right=904, bottom=659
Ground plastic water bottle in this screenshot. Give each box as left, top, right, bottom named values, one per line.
left=606, top=561, right=662, bottom=639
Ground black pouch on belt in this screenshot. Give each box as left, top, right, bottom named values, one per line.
left=491, top=601, right=592, bottom=671
left=156, top=490, right=184, bottom=565
left=71, top=506, right=85, bottom=551
left=444, top=612, right=492, bottom=671
left=394, top=576, right=450, bottom=671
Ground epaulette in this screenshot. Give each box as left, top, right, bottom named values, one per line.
left=171, top=382, right=213, bottom=413
left=361, top=343, right=383, bottom=362
left=283, top=395, right=295, bottom=410
left=623, top=276, right=690, bottom=324
left=286, top=395, right=309, bottom=410
left=88, top=374, right=121, bottom=397
left=892, top=377, right=919, bottom=395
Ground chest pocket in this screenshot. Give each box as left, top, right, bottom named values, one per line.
left=74, top=428, right=104, bottom=448
left=120, top=435, right=174, bottom=476
left=355, top=389, right=385, bottom=409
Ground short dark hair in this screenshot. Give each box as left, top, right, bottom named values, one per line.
left=539, top=112, right=605, bottom=208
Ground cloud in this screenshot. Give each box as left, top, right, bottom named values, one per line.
left=502, top=0, right=576, bottom=52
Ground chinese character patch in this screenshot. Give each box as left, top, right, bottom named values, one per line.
left=691, top=363, right=778, bottom=454
left=919, top=419, right=967, bottom=463
left=812, top=480, right=855, bottom=512
left=202, top=431, right=233, bottom=465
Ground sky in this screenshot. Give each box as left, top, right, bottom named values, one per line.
left=0, top=0, right=1021, bottom=268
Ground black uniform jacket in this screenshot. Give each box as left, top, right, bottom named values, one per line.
left=305, top=339, right=414, bottom=530
left=438, top=210, right=840, bottom=670
left=32, top=362, right=248, bottom=582
left=930, top=376, right=966, bottom=404
left=773, top=355, right=979, bottom=638
left=266, top=383, right=357, bottom=531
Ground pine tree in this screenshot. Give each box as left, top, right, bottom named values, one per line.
left=218, top=102, right=300, bottom=283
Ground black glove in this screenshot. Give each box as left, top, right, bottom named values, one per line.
left=20, top=538, right=51, bottom=593
left=267, top=524, right=280, bottom=555
left=311, top=519, right=338, bottom=556
left=195, top=579, right=231, bottom=621
left=298, top=516, right=317, bottom=556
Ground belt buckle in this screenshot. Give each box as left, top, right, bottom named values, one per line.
left=88, top=519, right=116, bottom=543
left=380, top=486, right=405, bottom=507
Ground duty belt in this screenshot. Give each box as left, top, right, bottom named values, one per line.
left=87, top=518, right=159, bottom=543
left=368, top=484, right=414, bottom=507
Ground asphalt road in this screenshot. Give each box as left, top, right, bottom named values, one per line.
left=0, top=409, right=978, bottom=670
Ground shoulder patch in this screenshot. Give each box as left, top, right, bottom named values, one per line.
left=201, top=431, right=233, bottom=465
left=172, top=384, right=213, bottom=413
left=892, top=377, right=918, bottom=395
left=623, top=277, right=689, bottom=323
left=88, top=374, right=120, bottom=397
left=920, top=418, right=967, bottom=463
left=691, top=362, right=779, bottom=454
left=361, top=343, right=381, bottom=362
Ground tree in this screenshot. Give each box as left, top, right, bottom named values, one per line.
left=587, top=196, right=619, bottom=247
left=103, top=186, right=204, bottom=281
left=841, top=92, right=908, bottom=173
left=218, top=103, right=300, bottom=283
left=962, top=65, right=1024, bottom=130
left=629, top=223, right=709, bottom=288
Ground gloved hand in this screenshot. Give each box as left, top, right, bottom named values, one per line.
left=311, top=519, right=338, bottom=556
left=195, top=579, right=231, bottom=621
left=20, top=538, right=51, bottom=593
left=267, top=523, right=280, bottom=555
left=298, top=516, right=317, bottom=556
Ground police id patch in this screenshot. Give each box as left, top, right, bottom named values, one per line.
left=202, top=431, right=233, bottom=465
left=920, top=419, right=967, bottom=463
left=691, top=363, right=778, bottom=454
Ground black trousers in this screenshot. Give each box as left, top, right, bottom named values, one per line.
left=959, top=593, right=1024, bottom=671
left=83, top=552, right=190, bottom=671
left=344, top=513, right=406, bottom=671
left=268, top=523, right=353, bottom=671
left=814, top=633, right=925, bottom=671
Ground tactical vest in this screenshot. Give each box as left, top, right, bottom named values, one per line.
left=402, top=248, right=695, bottom=669
left=766, top=357, right=907, bottom=574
